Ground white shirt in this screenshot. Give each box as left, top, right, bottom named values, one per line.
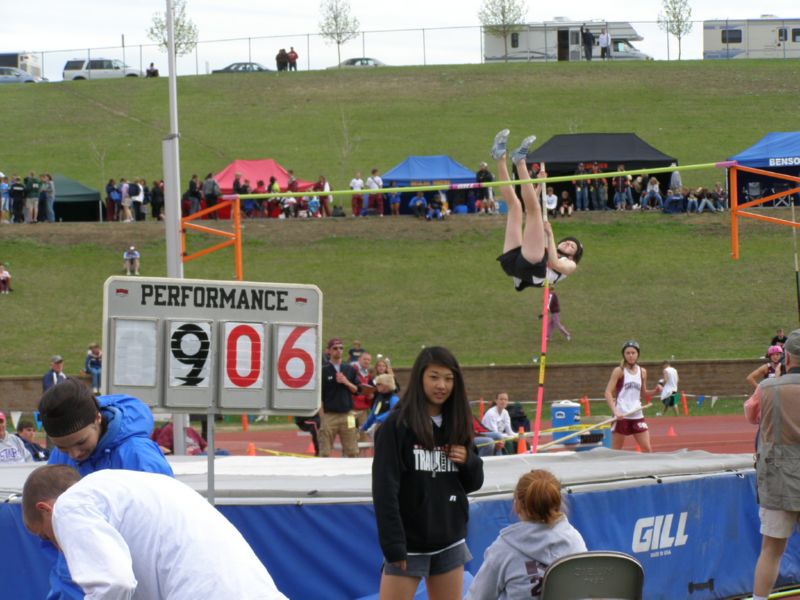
left=599, top=32, right=610, bottom=48
left=616, top=365, right=643, bottom=419
left=482, top=406, right=514, bottom=436
left=660, top=366, right=679, bottom=400
left=0, top=432, right=32, bottom=463
left=366, top=175, right=383, bottom=191
left=349, top=177, right=364, bottom=191
left=53, top=470, right=287, bottom=600
left=545, top=193, right=558, bottom=210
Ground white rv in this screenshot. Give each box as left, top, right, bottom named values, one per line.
left=483, top=19, right=651, bottom=62
left=0, top=52, right=42, bottom=78
left=704, top=17, right=800, bottom=59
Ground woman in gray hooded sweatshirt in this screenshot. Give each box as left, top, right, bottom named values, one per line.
left=466, top=469, right=586, bottom=599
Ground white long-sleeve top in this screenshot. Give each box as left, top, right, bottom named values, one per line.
left=482, top=406, right=515, bottom=437
left=52, top=470, right=287, bottom=600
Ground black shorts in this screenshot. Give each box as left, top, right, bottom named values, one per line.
left=497, top=246, right=547, bottom=291
left=662, top=393, right=678, bottom=408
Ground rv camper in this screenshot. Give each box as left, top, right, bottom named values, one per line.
left=704, top=17, right=800, bottom=59
left=483, top=19, right=651, bottom=62
left=0, top=52, right=42, bottom=78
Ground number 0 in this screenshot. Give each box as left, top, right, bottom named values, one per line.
left=226, top=324, right=262, bottom=387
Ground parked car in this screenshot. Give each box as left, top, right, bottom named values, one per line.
left=329, top=57, right=386, bottom=69
left=63, top=58, right=143, bottom=80
left=212, top=62, right=271, bottom=73
left=0, top=66, right=42, bottom=83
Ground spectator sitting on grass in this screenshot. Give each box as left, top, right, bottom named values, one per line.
left=123, top=245, right=140, bottom=276
left=426, top=193, right=444, bottom=221
left=684, top=187, right=699, bottom=213
left=663, top=188, right=683, bottom=214
left=696, top=187, right=717, bottom=214
left=410, top=191, right=427, bottom=218
left=0, top=262, right=11, bottom=294
left=559, top=190, right=573, bottom=217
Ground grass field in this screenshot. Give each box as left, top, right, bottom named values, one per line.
left=1, top=59, right=799, bottom=376
left=1, top=209, right=797, bottom=376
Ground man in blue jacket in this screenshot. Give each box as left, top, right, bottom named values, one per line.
left=38, top=377, right=173, bottom=599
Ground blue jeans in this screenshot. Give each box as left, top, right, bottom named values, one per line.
left=644, top=191, right=663, bottom=209
left=575, top=186, right=589, bottom=211
left=613, top=189, right=633, bottom=208
left=697, top=198, right=715, bottom=213
left=87, top=367, right=101, bottom=390
left=46, top=196, right=55, bottom=222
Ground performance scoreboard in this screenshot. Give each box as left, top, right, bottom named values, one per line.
left=101, top=276, right=321, bottom=415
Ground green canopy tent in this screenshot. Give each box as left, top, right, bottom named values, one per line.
left=53, top=174, right=103, bottom=222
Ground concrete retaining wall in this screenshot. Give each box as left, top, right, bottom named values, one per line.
left=0, top=359, right=761, bottom=414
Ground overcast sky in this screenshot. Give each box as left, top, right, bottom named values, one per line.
left=2, top=0, right=797, bottom=79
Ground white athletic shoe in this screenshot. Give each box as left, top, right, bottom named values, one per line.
left=490, top=129, right=510, bottom=160
left=511, top=135, right=537, bottom=165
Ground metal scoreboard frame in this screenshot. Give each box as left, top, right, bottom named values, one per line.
left=102, top=276, right=322, bottom=415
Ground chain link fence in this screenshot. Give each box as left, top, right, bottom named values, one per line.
left=31, top=19, right=799, bottom=82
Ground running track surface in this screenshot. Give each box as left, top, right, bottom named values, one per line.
left=212, top=415, right=757, bottom=457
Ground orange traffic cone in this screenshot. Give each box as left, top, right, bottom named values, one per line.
left=635, top=444, right=642, bottom=453
left=516, top=427, right=527, bottom=454
left=246, top=442, right=256, bottom=456
left=581, top=395, right=591, bottom=417
left=241, top=414, right=249, bottom=432
left=667, top=426, right=677, bottom=437
left=478, top=397, right=485, bottom=421
left=306, top=439, right=316, bottom=455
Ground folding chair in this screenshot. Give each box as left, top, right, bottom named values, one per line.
left=746, top=181, right=762, bottom=200
left=540, top=550, right=644, bottom=600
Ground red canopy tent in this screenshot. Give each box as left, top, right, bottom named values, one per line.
left=215, top=159, right=314, bottom=194
left=211, top=159, right=315, bottom=218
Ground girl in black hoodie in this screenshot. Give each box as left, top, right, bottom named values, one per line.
left=372, top=346, right=484, bottom=599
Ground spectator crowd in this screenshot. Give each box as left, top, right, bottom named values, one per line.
left=4, top=160, right=767, bottom=225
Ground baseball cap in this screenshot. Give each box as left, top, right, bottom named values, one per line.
left=327, top=337, right=343, bottom=349
left=0, top=411, right=5, bottom=422
left=784, top=329, right=800, bottom=356
left=51, top=355, right=63, bottom=364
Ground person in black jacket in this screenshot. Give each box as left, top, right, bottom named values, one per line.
left=319, top=337, right=360, bottom=457
left=372, top=346, right=484, bottom=599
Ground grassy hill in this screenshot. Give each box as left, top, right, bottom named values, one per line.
left=1, top=60, right=799, bottom=375
left=1, top=59, right=798, bottom=191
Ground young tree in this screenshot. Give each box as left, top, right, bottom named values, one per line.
left=478, top=0, right=528, bottom=63
left=319, top=0, right=360, bottom=67
left=147, top=0, right=199, bottom=57
left=657, top=0, right=693, bottom=60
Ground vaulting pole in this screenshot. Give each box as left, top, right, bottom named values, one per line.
left=531, top=163, right=549, bottom=454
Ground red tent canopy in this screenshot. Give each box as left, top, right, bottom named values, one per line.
left=214, top=159, right=314, bottom=194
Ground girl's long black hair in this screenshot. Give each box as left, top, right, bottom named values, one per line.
left=397, top=346, right=473, bottom=450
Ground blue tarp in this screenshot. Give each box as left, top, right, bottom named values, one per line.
left=5, top=470, right=800, bottom=599
left=382, top=155, right=475, bottom=186
left=729, top=132, right=800, bottom=168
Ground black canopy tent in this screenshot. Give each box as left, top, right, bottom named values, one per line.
left=523, top=133, right=678, bottom=206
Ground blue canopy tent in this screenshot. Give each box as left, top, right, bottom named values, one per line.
left=382, top=155, right=477, bottom=214
left=728, top=133, right=800, bottom=206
